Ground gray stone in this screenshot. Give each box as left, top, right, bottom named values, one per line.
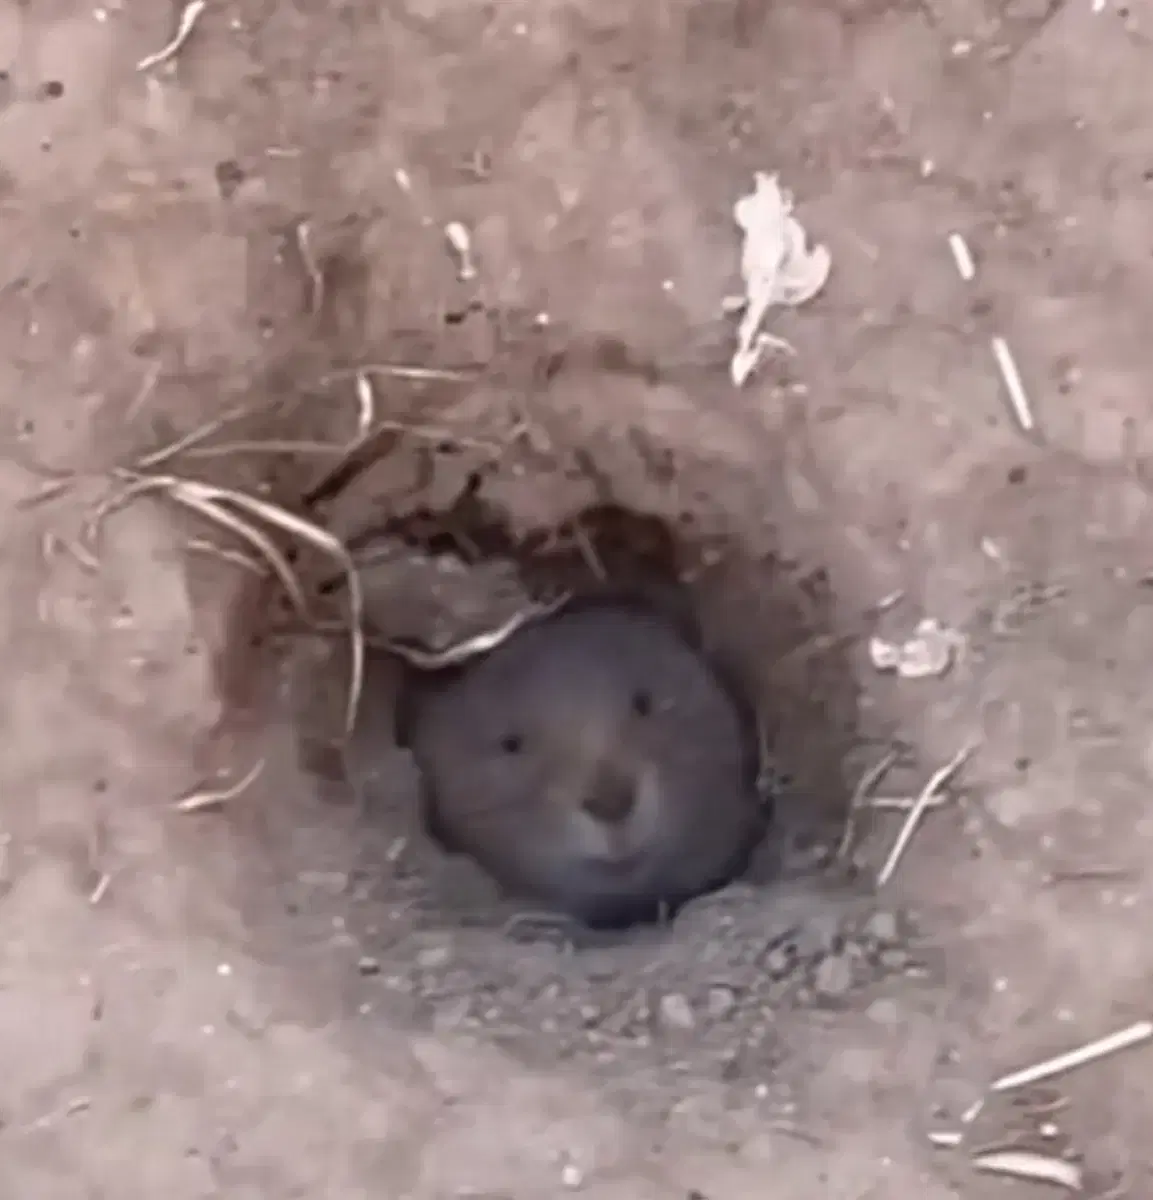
left=658, top=992, right=696, bottom=1031
left=863, top=909, right=900, bottom=944
left=706, top=986, right=737, bottom=1020
left=812, top=953, right=854, bottom=999
left=865, top=998, right=902, bottom=1027
left=416, top=942, right=453, bottom=970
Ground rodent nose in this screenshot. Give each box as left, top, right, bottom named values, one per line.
left=580, top=767, right=636, bottom=825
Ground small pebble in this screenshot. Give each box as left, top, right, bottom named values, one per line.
left=706, top=986, right=737, bottom=1020
left=812, top=953, right=854, bottom=999
left=866, top=998, right=902, bottom=1027
left=561, top=1162, right=584, bottom=1189
left=658, top=992, right=696, bottom=1031
left=416, top=943, right=452, bottom=970
left=432, top=996, right=472, bottom=1032
left=864, top=909, right=900, bottom=944
left=763, top=944, right=795, bottom=977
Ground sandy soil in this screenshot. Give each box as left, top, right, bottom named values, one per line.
left=3, top=0, right=1153, bottom=1196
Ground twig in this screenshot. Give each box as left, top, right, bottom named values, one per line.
left=296, top=220, right=324, bottom=314
left=1042, top=863, right=1137, bottom=886
left=90, top=471, right=365, bottom=736
left=125, top=360, right=162, bottom=422
left=170, top=478, right=364, bottom=736
left=972, top=1150, right=1082, bottom=1192
left=354, top=371, right=374, bottom=438
left=947, top=232, right=977, bottom=281
left=134, top=405, right=256, bottom=469
left=990, top=335, right=1035, bottom=432
left=168, top=489, right=312, bottom=620
left=444, top=221, right=477, bottom=281
left=185, top=538, right=268, bottom=576
left=836, top=749, right=900, bottom=860
left=332, top=363, right=477, bottom=383
left=383, top=595, right=569, bottom=670
left=136, top=0, right=207, bottom=71
left=867, top=793, right=952, bottom=812
left=876, top=740, right=977, bottom=886
left=175, top=758, right=266, bottom=812
left=990, top=1021, right=1153, bottom=1094
left=17, top=477, right=76, bottom=510
left=181, top=439, right=349, bottom=458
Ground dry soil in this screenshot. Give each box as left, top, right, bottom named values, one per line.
left=3, top=1, right=1153, bottom=1197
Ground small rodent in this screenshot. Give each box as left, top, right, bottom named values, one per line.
left=396, top=592, right=771, bottom=929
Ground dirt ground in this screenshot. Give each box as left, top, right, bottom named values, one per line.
left=3, top=0, right=1153, bottom=1195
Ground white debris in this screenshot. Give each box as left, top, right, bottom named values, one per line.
left=136, top=0, right=207, bottom=71
left=444, top=221, right=476, bottom=281
left=869, top=618, right=964, bottom=679
left=727, top=172, right=831, bottom=387
left=947, top=232, right=977, bottom=281
left=972, top=1150, right=1083, bottom=1192
left=990, top=335, right=1035, bottom=432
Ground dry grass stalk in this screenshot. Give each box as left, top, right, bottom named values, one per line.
left=134, top=404, right=259, bottom=470
left=91, top=471, right=365, bottom=737
left=184, top=538, right=269, bottom=576
left=175, top=758, right=266, bottom=813
left=182, top=439, right=352, bottom=459
left=329, top=363, right=478, bottom=383
left=136, top=0, right=207, bottom=71
left=972, top=1149, right=1082, bottom=1191
left=990, top=1021, right=1153, bottom=1094
left=835, top=748, right=900, bottom=861
left=354, top=371, right=374, bottom=437
left=876, top=739, right=977, bottom=887
left=17, top=478, right=76, bottom=510
left=383, top=594, right=570, bottom=670
left=296, top=220, right=325, bottom=314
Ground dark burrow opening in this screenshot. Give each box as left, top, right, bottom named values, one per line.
left=197, top=342, right=913, bottom=1095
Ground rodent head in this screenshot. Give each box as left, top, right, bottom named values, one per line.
left=403, top=597, right=768, bottom=922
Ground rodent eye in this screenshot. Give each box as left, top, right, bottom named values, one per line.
left=630, top=690, right=652, bottom=717
left=499, top=733, right=523, bottom=755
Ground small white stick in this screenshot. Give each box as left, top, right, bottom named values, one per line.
left=973, top=1150, right=1083, bottom=1192
left=444, top=221, right=476, bottom=281
left=136, top=0, right=207, bottom=71
left=175, top=759, right=266, bottom=813
left=354, top=371, right=375, bottom=438
left=991, top=335, right=1035, bottom=432
left=876, top=741, right=976, bottom=887
left=990, top=1020, right=1153, bottom=1093
left=947, top=232, right=976, bottom=281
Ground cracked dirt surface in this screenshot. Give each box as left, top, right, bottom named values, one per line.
left=2, top=1, right=1153, bottom=1196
